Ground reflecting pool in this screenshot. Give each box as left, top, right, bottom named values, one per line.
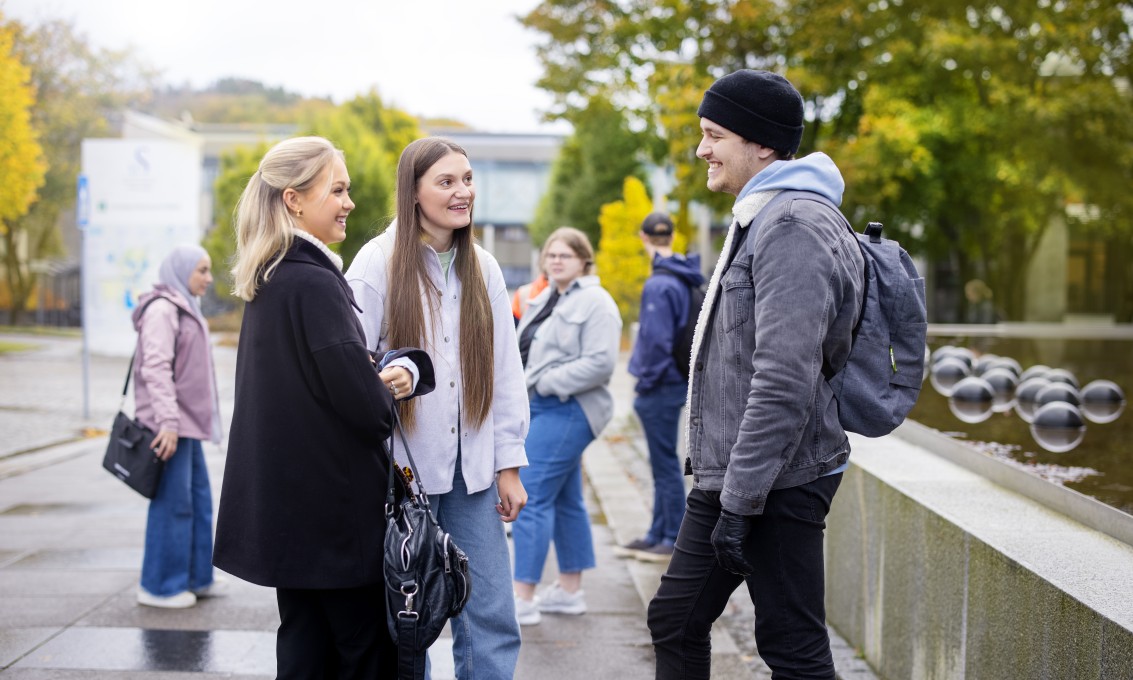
left=914, top=334, right=1132, bottom=516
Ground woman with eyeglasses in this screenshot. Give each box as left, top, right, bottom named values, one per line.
left=511, top=226, right=622, bottom=626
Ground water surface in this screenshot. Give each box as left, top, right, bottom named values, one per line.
left=913, top=335, right=1131, bottom=516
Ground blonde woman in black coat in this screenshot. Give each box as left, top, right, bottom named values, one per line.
left=214, top=136, right=430, bottom=678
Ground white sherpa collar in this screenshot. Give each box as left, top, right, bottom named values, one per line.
left=291, top=228, right=344, bottom=271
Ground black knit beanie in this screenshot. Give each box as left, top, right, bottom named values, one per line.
left=697, top=70, right=805, bottom=155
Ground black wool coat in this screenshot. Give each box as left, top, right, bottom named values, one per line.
left=214, top=239, right=406, bottom=589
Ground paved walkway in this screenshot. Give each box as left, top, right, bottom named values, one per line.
left=0, top=331, right=876, bottom=678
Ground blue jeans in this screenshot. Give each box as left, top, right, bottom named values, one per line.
left=512, top=394, right=597, bottom=584
left=429, top=456, right=521, bottom=680
left=141, top=437, right=215, bottom=596
left=648, top=475, right=842, bottom=679
left=634, top=382, right=688, bottom=545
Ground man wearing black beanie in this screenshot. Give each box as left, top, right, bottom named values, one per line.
left=646, top=70, right=865, bottom=680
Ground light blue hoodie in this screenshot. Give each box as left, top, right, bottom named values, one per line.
left=738, top=152, right=845, bottom=206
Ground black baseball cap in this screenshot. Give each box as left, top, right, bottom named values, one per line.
left=640, top=213, right=674, bottom=236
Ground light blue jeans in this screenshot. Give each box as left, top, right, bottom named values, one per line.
left=428, top=456, right=521, bottom=680
left=140, top=437, right=215, bottom=596
left=512, top=394, right=597, bottom=584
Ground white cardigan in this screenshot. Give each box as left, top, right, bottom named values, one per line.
left=345, top=228, right=530, bottom=495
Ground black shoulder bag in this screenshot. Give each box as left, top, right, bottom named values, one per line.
left=101, top=296, right=173, bottom=498
left=384, top=408, right=472, bottom=680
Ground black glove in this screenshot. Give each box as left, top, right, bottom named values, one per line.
left=711, top=509, right=753, bottom=576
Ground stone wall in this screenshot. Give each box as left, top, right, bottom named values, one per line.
left=826, top=431, right=1133, bottom=679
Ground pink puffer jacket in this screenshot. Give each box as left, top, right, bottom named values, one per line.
left=131, top=285, right=220, bottom=442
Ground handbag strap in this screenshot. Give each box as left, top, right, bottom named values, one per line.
left=386, top=407, right=437, bottom=680
left=385, top=407, right=435, bottom=509
left=396, top=616, right=427, bottom=680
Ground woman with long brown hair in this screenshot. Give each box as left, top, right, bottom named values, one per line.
left=346, top=137, right=529, bottom=680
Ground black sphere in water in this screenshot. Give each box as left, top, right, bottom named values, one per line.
left=949, top=376, right=995, bottom=424
left=1030, top=402, right=1087, bottom=453
left=1019, top=364, right=1052, bottom=383
left=1045, top=368, right=1080, bottom=389
left=1080, top=380, right=1127, bottom=424
left=1035, top=383, right=1082, bottom=408
left=930, top=357, right=971, bottom=397
left=981, top=367, right=1019, bottom=413
left=1014, top=377, right=1052, bottom=424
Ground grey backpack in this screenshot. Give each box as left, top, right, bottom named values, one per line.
left=772, top=192, right=928, bottom=437
left=829, top=219, right=928, bottom=437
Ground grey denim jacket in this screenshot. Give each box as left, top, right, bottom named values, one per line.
left=687, top=192, right=865, bottom=515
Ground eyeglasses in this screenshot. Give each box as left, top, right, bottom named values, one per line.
left=544, top=252, right=577, bottom=262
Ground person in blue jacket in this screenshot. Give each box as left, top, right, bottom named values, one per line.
left=618, top=212, right=704, bottom=561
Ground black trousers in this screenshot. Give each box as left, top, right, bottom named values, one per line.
left=648, top=474, right=842, bottom=680
left=276, top=584, right=397, bottom=680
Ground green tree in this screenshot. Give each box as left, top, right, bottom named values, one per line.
left=0, top=18, right=46, bottom=321
left=529, top=96, right=647, bottom=248
left=596, top=177, right=653, bottom=324
left=206, top=92, right=421, bottom=304
left=203, top=143, right=266, bottom=303
left=523, top=0, right=1133, bottom=320
left=147, top=79, right=335, bottom=124
left=301, top=104, right=400, bottom=264
left=4, top=16, right=154, bottom=324
left=595, top=176, right=687, bottom=325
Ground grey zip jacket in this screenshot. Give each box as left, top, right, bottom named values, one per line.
left=518, top=274, right=622, bottom=438
left=686, top=153, right=865, bottom=515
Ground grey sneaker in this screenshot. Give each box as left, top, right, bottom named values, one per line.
left=634, top=542, right=675, bottom=563
left=612, top=537, right=655, bottom=558
left=538, top=583, right=586, bottom=615
left=515, top=593, right=541, bottom=626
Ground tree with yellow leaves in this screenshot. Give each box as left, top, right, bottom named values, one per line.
left=0, top=17, right=46, bottom=318
left=595, top=176, right=686, bottom=326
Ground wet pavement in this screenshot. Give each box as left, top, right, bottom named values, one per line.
left=0, top=331, right=876, bottom=679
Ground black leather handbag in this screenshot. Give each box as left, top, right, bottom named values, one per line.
left=103, top=410, right=162, bottom=498
left=384, top=409, right=471, bottom=680
left=101, top=296, right=169, bottom=499
left=101, top=358, right=163, bottom=498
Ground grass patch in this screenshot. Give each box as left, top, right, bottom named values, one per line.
left=0, top=340, right=39, bottom=355
left=0, top=325, right=81, bottom=338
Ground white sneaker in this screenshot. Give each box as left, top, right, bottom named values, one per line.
left=193, top=575, right=229, bottom=598
left=515, top=593, right=542, bottom=626
left=537, top=583, right=586, bottom=615
left=137, top=588, right=197, bottom=609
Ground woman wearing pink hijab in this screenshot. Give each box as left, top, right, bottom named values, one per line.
left=131, top=243, right=223, bottom=609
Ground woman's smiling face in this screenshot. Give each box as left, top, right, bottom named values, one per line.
left=416, top=151, right=475, bottom=250
left=294, top=156, right=354, bottom=245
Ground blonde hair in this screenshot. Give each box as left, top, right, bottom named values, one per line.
left=543, top=226, right=595, bottom=275
left=231, top=136, right=344, bottom=301
left=388, top=137, right=494, bottom=431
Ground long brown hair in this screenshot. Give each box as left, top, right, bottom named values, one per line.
left=388, top=137, right=494, bottom=431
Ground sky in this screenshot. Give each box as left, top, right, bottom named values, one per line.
left=3, top=0, right=570, bottom=134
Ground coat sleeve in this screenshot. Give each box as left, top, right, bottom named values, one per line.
left=298, top=274, right=395, bottom=444
left=138, top=299, right=180, bottom=432
left=484, top=255, right=530, bottom=472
